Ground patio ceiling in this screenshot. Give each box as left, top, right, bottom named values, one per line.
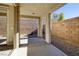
left=0, top=3, right=65, bottom=17
left=20, top=3, right=65, bottom=17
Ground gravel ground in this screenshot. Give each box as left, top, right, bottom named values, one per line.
left=51, top=36, right=79, bottom=56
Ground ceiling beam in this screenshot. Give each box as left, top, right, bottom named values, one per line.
left=50, top=3, right=67, bottom=13
left=41, top=3, right=66, bottom=16
left=20, top=15, right=40, bottom=19
left=0, top=3, right=9, bottom=7
left=0, top=12, right=40, bottom=19
left=0, top=12, right=7, bottom=16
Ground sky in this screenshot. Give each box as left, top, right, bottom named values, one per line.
left=52, top=3, right=79, bottom=20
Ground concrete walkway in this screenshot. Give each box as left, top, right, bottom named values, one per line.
left=11, top=47, right=27, bottom=56
left=27, top=37, right=67, bottom=56
left=0, top=37, right=66, bottom=56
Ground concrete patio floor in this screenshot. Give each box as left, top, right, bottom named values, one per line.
left=0, top=38, right=13, bottom=56
left=0, top=37, right=67, bottom=56
left=27, top=37, right=67, bottom=56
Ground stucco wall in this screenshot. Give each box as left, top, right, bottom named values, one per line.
left=0, top=17, right=38, bottom=38
left=0, top=16, right=7, bottom=37
left=52, top=17, right=79, bottom=46
left=20, top=18, right=38, bottom=38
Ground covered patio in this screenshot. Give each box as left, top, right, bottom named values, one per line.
left=0, top=3, right=67, bottom=56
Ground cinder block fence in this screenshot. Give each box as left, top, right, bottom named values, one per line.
left=52, top=17, right=79, bottom=46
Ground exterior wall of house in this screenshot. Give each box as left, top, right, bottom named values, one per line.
left=0, top=17, right=38, bottom=38
left=52, top=17, right=79, bottom=46
left=0, top=16, right=7, bottom=37
left=20, top=18, right=38, bottom=38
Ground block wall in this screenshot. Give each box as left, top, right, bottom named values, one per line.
left=52, top=17, right=79, bottom=45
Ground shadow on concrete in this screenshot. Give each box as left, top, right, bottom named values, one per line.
left=0, top=39, right=6, bottom=43
left=19, top=29, right=38, bottom=48
left=0, top=44, right=13, bottom=51
left=28, top=29, right=38, bottom=38
left=19, top=25, right=45, bottom=48
left=0, top=39, right=13, bottom=51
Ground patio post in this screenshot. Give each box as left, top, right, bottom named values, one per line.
left=14, top=4, right=20, bottom=48
left=45, top=13, right=51, bottom=43
left=38, top=17, right=43, bottom=37
left=7, top=5, right=15, bottom=46
left=7, top=4, right=20, bottom=48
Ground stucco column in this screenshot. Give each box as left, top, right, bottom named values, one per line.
left=7, top=5, right=15, bottom=46
left=38, top=18, right=43, bottom=37
left=14, top=4, right=20, bottom=48
left=45, top=13, right=51, bottom=43
left=7, top=4, right=20, bottom=48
